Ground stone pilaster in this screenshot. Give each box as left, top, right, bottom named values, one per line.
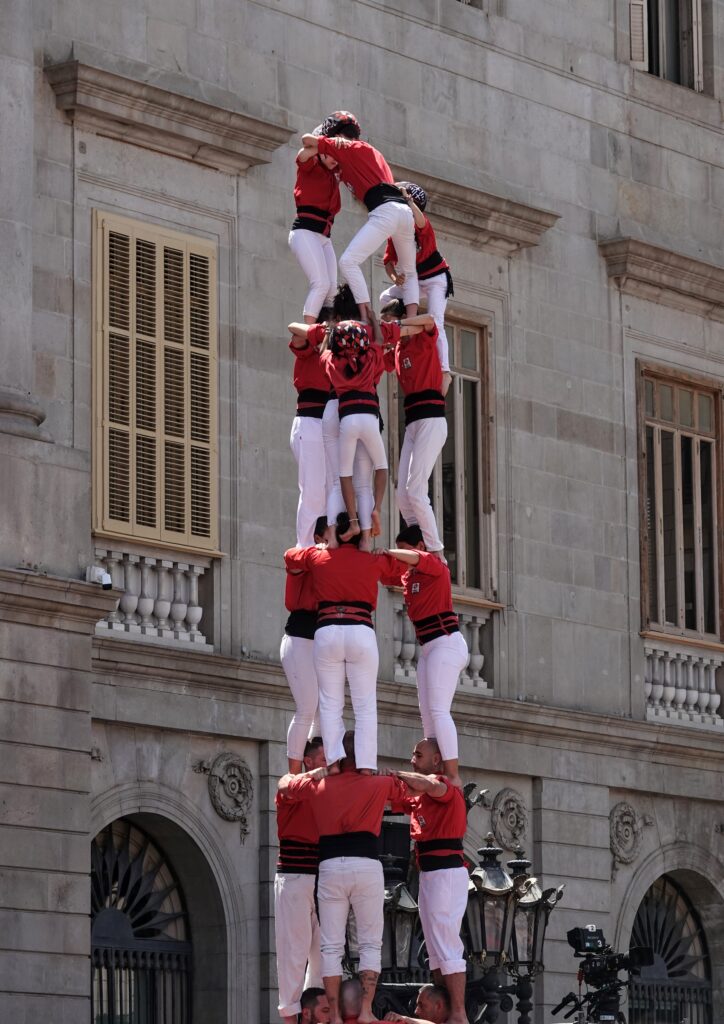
left=0, top=0, right=45, bottom=438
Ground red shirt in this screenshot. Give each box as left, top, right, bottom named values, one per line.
left=386, top=326, right=442, bottom=396
left=319, top=321, right=399, bottom=400
left=383, top=216, right=449, bottom=276
left=276, top=790, right=320, bottom=874
left=284, top=546, right=398, bottom=611
left=285, top=567, right=316, bottom=613
left=379, top=552, right=459, bottom=642
left=285, top=770, right=408, bottom=837
left=316, top=137, right=394, bottom=203
left=289, top=338, right=331, bottom=395
left=294, top=153, right=341, bottom=235
left=394, top=776, right=467, bottom=870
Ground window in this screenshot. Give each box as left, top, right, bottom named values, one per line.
left=394, top=321, right=491, bottom=594
left=93, top=211, right=218, bottom=553
left=639, top=366, right=720, bottom=640
left=629, top=875, right=712, bottom=1023
left=630, top=0, right=704, bottom=91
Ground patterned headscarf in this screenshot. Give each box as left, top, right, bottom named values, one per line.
left=320, top=110, right=361, bottom=139
left=330, top=320, right=369, bottom=375
left=397, top=181, right=428, bottom=211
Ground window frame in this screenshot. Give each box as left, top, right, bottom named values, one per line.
left=387, top=314, right=496, bottom=601
left=632, top=0, right=705, bottom=91
left=637, top=360, right=723, bottom=643
left=92, top=209, right=220, bottom=556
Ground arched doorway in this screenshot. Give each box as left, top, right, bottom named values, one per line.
left=629, top=874, right=712, bottom=1024
left=91, top=818, right=193, bottom=1023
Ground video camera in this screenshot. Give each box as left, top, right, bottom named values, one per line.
left=551, top=925, right=653, bottom=1023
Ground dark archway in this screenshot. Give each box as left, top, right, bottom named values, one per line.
left=629, top=874, right=713, bottom=1024
left=90, top=814, right=228, bottom=1024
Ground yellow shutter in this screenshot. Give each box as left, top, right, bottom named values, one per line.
left=630, top=0, right=649, bottom=70
left=93, top=210, right=219, bottom=553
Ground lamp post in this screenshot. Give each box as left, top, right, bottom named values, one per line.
left=505, top=849, right=566, bottom=1024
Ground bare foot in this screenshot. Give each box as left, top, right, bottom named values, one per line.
left=358, top=767, right=375, bottom=775
left=327, top=761, right=341, bottom=775
left=325, top=525, right=339, bottom=549
left=359, top=529, right=373, bottom=553
left=339, top=517, right=361, bottom=542
left=370, top=509, right=381, bottom=536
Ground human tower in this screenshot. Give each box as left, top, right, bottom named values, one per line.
left=276, top=112, right=472, bottom=1024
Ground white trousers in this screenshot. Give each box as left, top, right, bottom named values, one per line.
left=274, top=872, right=322, bottom=1015
left=418, top=866, right=468, bottom=975
left=280, top=633, right=320, bottom=760
left=313, top=624, right=379, bottom=769
left=397, top=418, right=447, bottom=552
left=318, top=857, right=384, bottom=976
left=380, top=273, right=450, bottom=371
left=416, top=631, right=469, bottom=760
left=339, top=413, right=388, bottom=476
left=289, top=228, right=337, bottom=318
left=323, top=400, right=375, bottom=530
left=339, top=203, right=418, bottom=308
left=290, top=415, right=326, bottom=548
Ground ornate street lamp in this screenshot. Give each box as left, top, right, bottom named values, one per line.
left=504, top=849, right=565, bottom=1024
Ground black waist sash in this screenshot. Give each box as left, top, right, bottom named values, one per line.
left=403, top=389, right=446, bottom=425
left=319, top=831, right=379, bottom=861
left=416, top=837, right=465, bottom=872
left=364, top=183, right=406, bottom=212
left=285, top=609, right=318, bottom=639
left=412, top=610, right=460, bottom=645
left=296, top=387, right=330, bottom=418
left=292, top=204, right=334, bottom=235
left=317, top=600, right=373, bottom=629
left=277, top=838, right=320, bottom=874
left=338, top=389, right=380, bottom=418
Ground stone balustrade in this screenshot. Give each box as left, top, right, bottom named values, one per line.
left=644, top=638, right=723, bottom=730
left=391, top=591, right=494, bottom=695
left=94, top=544, right=213, bottom=650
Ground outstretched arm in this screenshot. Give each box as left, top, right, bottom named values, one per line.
left=386, top=548, right=421, bottom=566
left=400, top=187, right=427, bottom=230
left=301, top=134, right=319, bottom=152
left=297, top=145, right=316, bottom=164
left=395, top=770, right=448, bottom=797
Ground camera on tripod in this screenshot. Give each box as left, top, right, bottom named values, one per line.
left=551, top=924, right=653, bottom=1023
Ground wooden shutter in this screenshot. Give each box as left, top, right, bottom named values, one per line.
left=630, top=0, right=649, bottom=69
left=690, top=0, right=704, bottom=92
left=93, top=211, right=218, bottom=553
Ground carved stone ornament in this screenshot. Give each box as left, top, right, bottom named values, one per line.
left=609, top=801, right=654, bottom=880
left=194, top=752, right=253, bottom=843
left=490, top=788, right=528, bottom=850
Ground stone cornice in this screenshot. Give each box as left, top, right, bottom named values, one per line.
left=0, top=568, right=121, bottom=632
left=390, top=164, right=560, bottom=254
left=599, top=237, right=724, bottom=322
left=92, top=638, right=724, bottom=777
left=44, top=57, right=294, bottom=175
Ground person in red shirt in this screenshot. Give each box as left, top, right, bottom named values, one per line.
left=380, top=183, right=453, bottom=393
left=278, top=730, right=410, bottom=1024
left=290, top=125, right=341, bottom=324
left=301, top=112, right=418, bottom=323
left=379, top=527, right=469, bottom=786
left=284, top=534, right=399, bottom=770
left=340, top=978, right=362, bottom=1024
left=393, top=740, right=469, bottom=1024
left=275, top=737, right=327, bottom=1024
left=288, top=317, right=333, bottom=549
left=381, top=304, right=446, bottom=557
left=282, top=516, right=327, bottom=774
left=382, top=984, right=451, bottom=1024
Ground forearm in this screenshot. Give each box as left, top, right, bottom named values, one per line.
left=288, top=322, right=311, bottom=339
left=401, top=314, right=435, bottom=329
left=301, top=133, right=319, bottom=152
left=386, top=548, right=420, bottom=566
left=396, top=770, right=447, bottom=796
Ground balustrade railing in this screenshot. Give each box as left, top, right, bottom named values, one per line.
left=644, top=638, right=723, bottom=730
left=391, top=591, right=494, bottom=695
left=94, top=544, right=213, bottom=650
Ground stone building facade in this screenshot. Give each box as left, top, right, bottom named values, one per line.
left=2, top=0, right=724, bottom=1021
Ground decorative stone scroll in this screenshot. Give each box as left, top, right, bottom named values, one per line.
left=609, top=801, right=654, bottom=880
left=194, top=752, right=253, bottom=843
left=490, top=788, right=528, bottom=850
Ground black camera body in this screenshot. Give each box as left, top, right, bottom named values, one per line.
left=552, top=925, right=654, bottom=1022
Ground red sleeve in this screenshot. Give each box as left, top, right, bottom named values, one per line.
left=380, top=321, right=401, bottom=346
left=427, top=776, right=455, bottom=803
left=389, top=792, right=415, bottom=814
left=285, top=546, right=313, bottom=571
left=375, top=553, right=404, bottom=587
left=284, top=774, right=317, bottom=801
left=387, top=776, right=411, bottom=804
left=316, top=136, right=343, bottom=160
left=290, top=338, right=318, bottom=361
left=414, top=551, right=448, bottom=577
left=296, top=153, right=316, bottom=173
left=307, top=323, right=327, bottom=347
left=383, top=348, right=396, bottom=372
left=383, top=238, right=397, bottom=265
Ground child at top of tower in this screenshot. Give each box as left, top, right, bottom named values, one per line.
left=301, top=111, right=419, bottom=324
left=380, top=181, right=453, bottom=396
left=290, top=124, right=341, bottom=325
